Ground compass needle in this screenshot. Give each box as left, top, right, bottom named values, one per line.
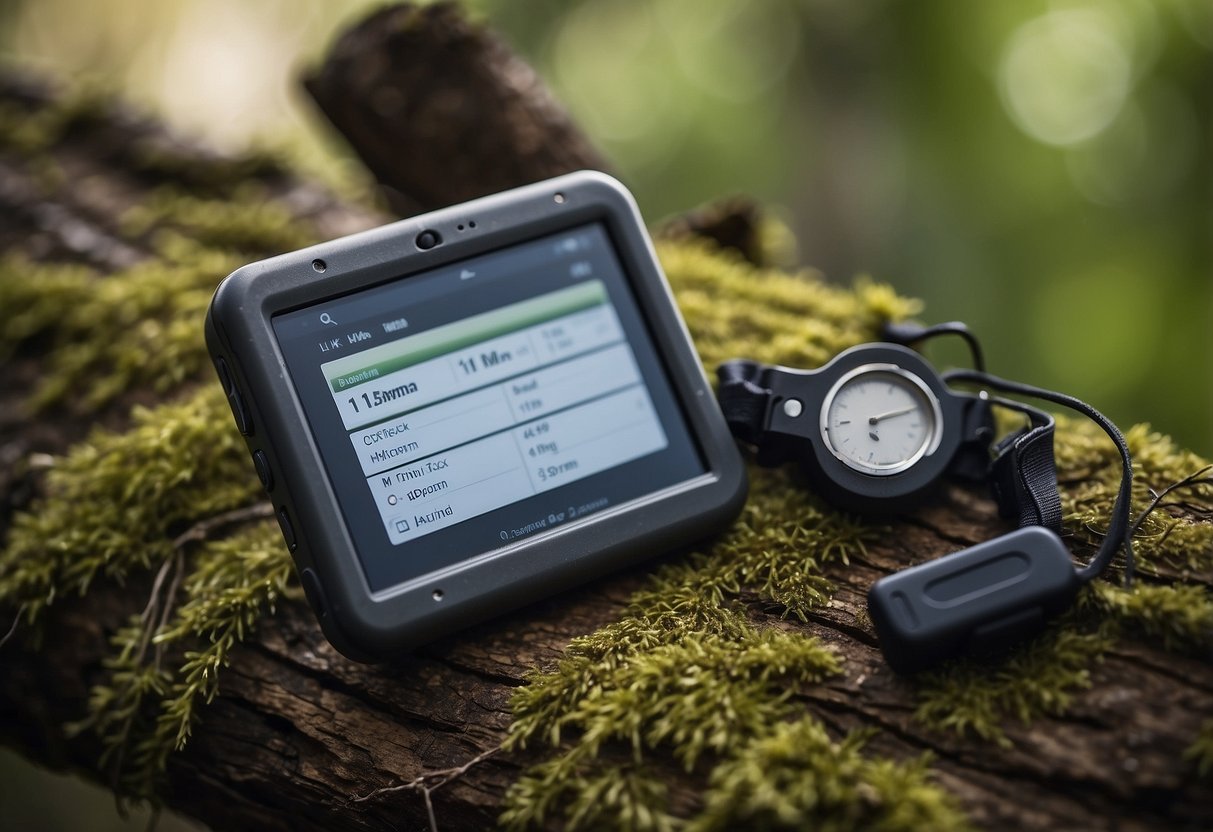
left=817, top=362, right=941, bottom=476
left=868, top=406, right=916, bottom=424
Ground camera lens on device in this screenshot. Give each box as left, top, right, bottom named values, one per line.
left=415, top=230, right=441, bottom=250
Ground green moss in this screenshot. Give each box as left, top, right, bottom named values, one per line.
left=129, top=142, right=284, bottom=192
left=0, top=83, right=322, bottom=416
left=0, top=256, right=95, bottom=360
left=24, top=253, right=230, bottom=411
left=523, top=629, right=840, bottom=765
left=121, top=186, right=317, bottom=255
left=1185, top=719, right=1213, bottom=779
left=505, top=466, right=873, bottom=757
left=655, top=239, right=920, bottom=373
left=913, top=621, right=1115, bottom=747
left=0, top=83, right=111, bottom=155
left=0, top=86, right=325, bottom=799
left=1054, top=420, right=1213, bottom=576
left=1087, top=582, right=1213, bottom=651
left=69, top=521, right=293, bottom=796
left=0, top=183, right=321, bottom=414
left=0, top=385, right=258, bottom=621
left=132, top=522, right=293, bottom=790
left=0, top=381, right=286, bottom=796
left=503, top=627, right=844, bottom=830
left=506, top=238, right=1210, bottom=826
left=688, top=720, right=970, bottom=832
left=0, top=83, right=284, bottom=192
left=500, top=758, right=678, bottom=832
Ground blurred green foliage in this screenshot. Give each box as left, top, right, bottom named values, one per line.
left=0, top=0, right=1207, bottom=450
left=481, top=0, right=1212, bottom=455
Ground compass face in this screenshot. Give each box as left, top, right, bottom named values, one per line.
left=819, top=363, right=943, bottom=476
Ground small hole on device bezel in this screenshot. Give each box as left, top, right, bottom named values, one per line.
left=432, top=589, right=444, bottom=602
left=311, top=259, right=327, bottom=273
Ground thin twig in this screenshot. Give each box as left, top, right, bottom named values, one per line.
left=351, top=744, right=501, bottom=802
left=0, top=603, right=26, bottom=649
left=1081, top=464, right=1213, bottom=586
left=350, top=744, right=502, bottom=832
left=1081, top=464, right=1213, bottom=542
left=146, top=501, right=272, bottom=664
left=133, top=551, right=179, bottom=666
left=1129, top=464, right=1213, bottom=537
left=152, top=549, right=186, bottom=670
left=108, top=502, right=276, bottom=786
left=1123, top=464, right=1213, bottom=586
left=170, top=502, right=275, bottom=550
left=423, top=789, right=438, bottom=832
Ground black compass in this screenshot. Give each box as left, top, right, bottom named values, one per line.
left=717, top=343, right=992, bottom=513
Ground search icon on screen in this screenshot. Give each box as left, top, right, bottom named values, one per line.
left=320, top=313, right=337, bottom=326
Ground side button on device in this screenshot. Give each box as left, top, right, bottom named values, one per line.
left=275, top=506, right=297, bottom=551
left=215, top=357, right=234, bottom=395
left=227, top=386, right=253, bottom=436
left=216, top=356, right=253, bottom=435
left=299, top=568, right=328, bottom=620
left=251, top=450, right=273, bottom=491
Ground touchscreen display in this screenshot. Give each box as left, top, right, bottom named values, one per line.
left=273, top=223, right=705, bottom=592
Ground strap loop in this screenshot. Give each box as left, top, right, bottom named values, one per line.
left=716, top=360, right=773, bottom=448
left=987, top=403, right=1063, bottom=533
left=945, top=369, right=1134, bottom=584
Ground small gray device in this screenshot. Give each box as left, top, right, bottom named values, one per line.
left=205, top=172, right=747, bottom=661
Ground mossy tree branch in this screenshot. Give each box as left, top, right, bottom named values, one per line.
left=2, top=4, right=1212, bottom=832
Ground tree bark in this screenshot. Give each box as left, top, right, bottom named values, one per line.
left=302, top=2, right=610, bottom=215
left=2, top=6, right=1212, bottom=832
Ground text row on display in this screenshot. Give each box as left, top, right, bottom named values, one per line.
left=369, top=385, right=668, bottom=544
left=322, top=281, right=622, bottom=431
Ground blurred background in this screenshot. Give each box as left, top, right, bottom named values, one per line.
left=0, top=0, right=1209, bottom=825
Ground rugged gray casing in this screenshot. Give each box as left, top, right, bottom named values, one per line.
left=204, top=172, right=748, bottom=661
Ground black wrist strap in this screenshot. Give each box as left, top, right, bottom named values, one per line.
left=716, top=360, right=773, bottom=447
left=985, top=397, right=1063, bottom=533
left=945, top=369, right=1134, bottom=584
left=715, top=358, right=1064, bottom=535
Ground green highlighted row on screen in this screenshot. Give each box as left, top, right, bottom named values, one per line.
left=323, top=280, right=608, bottom=393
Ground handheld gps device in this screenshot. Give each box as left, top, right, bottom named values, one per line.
left=205, top=172, right=747, bottom=661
